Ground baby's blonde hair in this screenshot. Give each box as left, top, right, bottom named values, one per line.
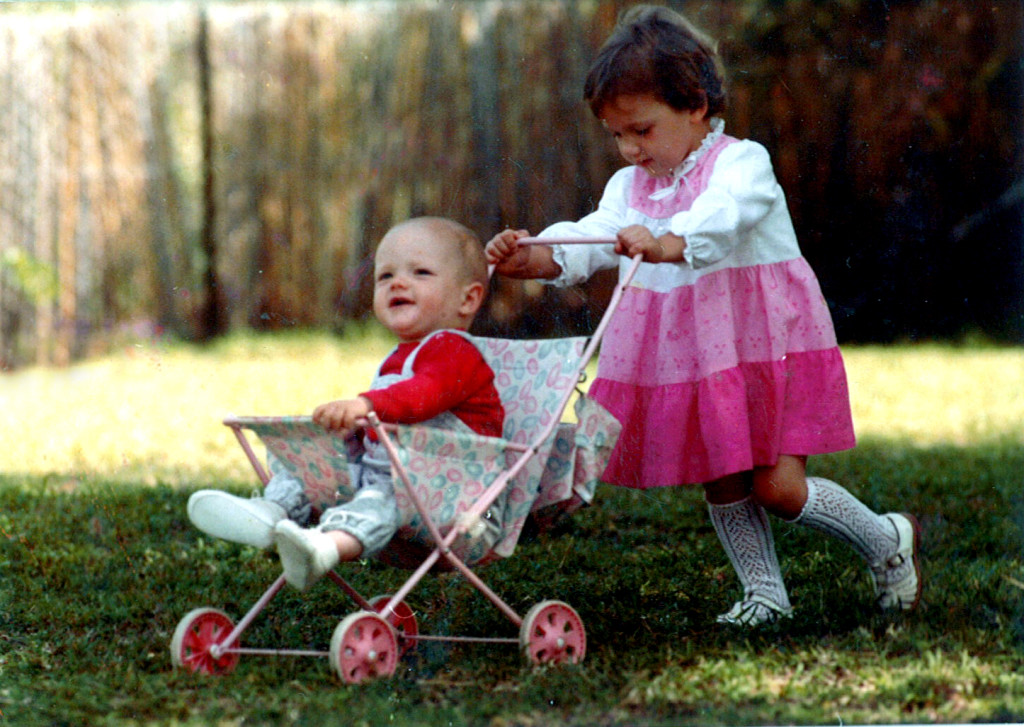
left=388, top=216, right=488, bottom=289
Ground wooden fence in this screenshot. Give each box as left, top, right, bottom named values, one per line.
left=0, top=0, right=1020, bottom=368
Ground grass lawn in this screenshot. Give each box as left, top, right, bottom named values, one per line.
left=1, top=328, right=1023, bottom=725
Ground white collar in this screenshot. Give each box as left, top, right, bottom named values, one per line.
left=648, top=117, right=725, bottom=201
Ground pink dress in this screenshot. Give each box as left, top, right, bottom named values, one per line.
left=541, top=120, right=856, bottom=488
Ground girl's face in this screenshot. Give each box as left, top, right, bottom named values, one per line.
left=599, top=94, right=712, bottom=177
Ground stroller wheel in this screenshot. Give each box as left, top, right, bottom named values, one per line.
left=170, top=607, right=240, bottom=675
left=330, top=611, right=399, bottom=684
left=368, top=595, right=419, bottom=656
left=520, top=600, right=586, bottom=666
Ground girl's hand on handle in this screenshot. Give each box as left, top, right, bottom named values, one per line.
left=615, top=224, right=685, bottom=263
left=485, top=228, right=531, bottom=269
left=313, top=396, right=372, bottom=436
left=485, top=228, right=561, bottom=279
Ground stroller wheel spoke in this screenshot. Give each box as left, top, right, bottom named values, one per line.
left=520, top=600, right=586, bottom=666
left=331, top=611, right=399, bottom=684
left=369, top=594, right=419, bottom=656
left=170, top=607, right=240, bottom=675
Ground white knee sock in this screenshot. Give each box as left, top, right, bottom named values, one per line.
left=707, top=496, right=791, bottom=610
left=791, top=477, right=897, bottom=565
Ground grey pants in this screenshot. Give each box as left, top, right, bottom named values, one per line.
left=265, top=455, right=399, bottom=558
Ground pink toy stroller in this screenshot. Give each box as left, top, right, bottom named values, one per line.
left=170, top=240, right=641, bottom=684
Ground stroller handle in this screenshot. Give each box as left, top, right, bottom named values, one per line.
left=515, top=236, right=617, bottom=245
left=487, top=236, right=638, bottom=279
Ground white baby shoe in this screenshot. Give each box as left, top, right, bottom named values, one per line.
left=187, top=490, right=287, bottom=549
left=273, top=520, right=340, bottom=591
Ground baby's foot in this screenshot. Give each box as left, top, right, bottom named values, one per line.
left=871, top=513, right=922, bottom=611
left=187, top=490, right=286, bottom=548
left=716, top=595, right=792, bottom=627
left=274, top=520, right=339, bottom=591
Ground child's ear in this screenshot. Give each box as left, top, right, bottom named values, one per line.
left=459, top=281, right=486, bottom=316
left=695, top=95, right=710, bottom=119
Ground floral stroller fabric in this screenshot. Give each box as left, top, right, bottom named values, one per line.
left=231, top=337, right=620, bottom=566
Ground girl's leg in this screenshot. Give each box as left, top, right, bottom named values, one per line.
left=751, top=456, right=922, bottom=611
left=705, top=473, right=792, bottom=626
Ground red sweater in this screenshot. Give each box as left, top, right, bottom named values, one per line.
left=360, top=332, right=504, bottom=438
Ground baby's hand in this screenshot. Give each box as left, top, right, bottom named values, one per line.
left=312, top=397, right=372, bottom=434
left=485, top=228, right=532, bottom=272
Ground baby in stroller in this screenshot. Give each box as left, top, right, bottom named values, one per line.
left=174, top=231, right=630, bottom=680
left=188, top=216, right=505, bottom=590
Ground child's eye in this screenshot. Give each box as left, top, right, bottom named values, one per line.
left=415, top=268, right=434, bottom=276
left=636, top=127, right=651, bottom=137
left=377, top=272, right=392, bottom=282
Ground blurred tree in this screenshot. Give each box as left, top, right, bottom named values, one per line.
left=197, top=6, right=225, bottom=341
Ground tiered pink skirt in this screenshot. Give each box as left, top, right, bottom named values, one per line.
left=591, top=258, right=856, bottom=488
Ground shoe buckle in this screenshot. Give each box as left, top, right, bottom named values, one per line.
left=885, top=552, right=906, bottom=569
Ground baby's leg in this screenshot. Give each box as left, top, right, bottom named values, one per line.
left=187, top=457, right=310, bottom=548
left=274, top=473, right=399, bottom=591
left=317, top=488, right=400, bottom=560
left=263, top=457, right=314, bottom=523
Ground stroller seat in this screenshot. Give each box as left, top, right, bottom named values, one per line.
left=227, top=336, right=620, bottom=567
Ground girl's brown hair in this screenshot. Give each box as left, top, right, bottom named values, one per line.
left=583, top=5, right=726, bottom=119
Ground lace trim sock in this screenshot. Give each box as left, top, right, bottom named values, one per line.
left=791, top=477, right=898, bottom=566
left=707, top=496, right=791, bottom=611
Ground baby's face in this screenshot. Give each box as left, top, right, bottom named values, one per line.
left=372, top=228, right=472, bottom=342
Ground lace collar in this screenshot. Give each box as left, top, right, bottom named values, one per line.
left=648, top=117, right=725, bottom=201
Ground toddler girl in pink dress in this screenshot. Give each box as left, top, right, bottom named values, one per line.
left=486, top=5, right=921, bottom=626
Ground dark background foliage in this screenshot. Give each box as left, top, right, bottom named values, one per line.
left=0, top=0, right=1020, bottom=368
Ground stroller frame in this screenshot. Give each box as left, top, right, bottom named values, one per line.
left=171, top=240, right=641, bottom=683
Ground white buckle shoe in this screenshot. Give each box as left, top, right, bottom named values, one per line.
left=871, top=513, right=922, bottom=610
left=716, top=595, right=793, bottom=627
left=187, top=490, right=287, bottom=549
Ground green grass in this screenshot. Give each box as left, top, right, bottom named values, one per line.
left=2, top=329, right=1024, bottom=725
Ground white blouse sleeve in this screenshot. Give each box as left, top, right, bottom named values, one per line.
left=540, top=167, right=633, bottom=287
left=669, top=141, right=782, bottom=269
